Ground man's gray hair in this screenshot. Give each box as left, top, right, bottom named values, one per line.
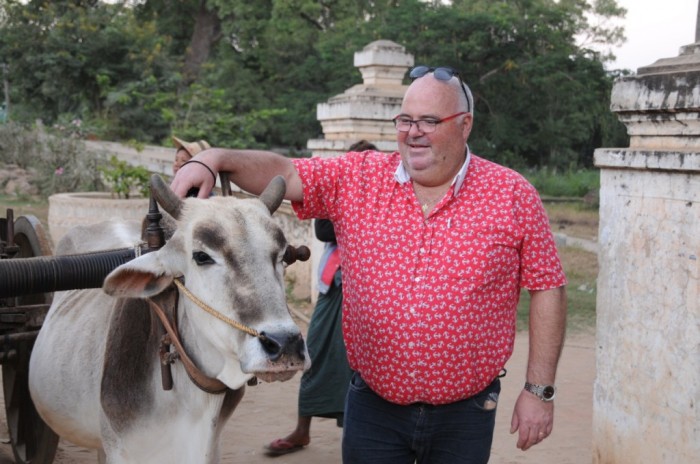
left=447, top=76, right=474, bottom=117
left=459, top=81, right=474, bottom=117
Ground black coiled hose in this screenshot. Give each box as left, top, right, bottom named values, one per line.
left=0, top=246, right=149, bottom=298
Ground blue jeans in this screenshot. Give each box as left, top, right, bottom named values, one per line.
left=342, top=372, right=500, bottom=464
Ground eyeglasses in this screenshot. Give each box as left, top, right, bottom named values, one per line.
left=409, top=65, right=472, bottom=114
left=392, top=112, right=468, bottom=133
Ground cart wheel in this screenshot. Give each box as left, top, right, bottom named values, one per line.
left=2, top=215, right=58, bottom=464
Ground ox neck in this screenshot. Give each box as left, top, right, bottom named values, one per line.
left=149, top=297, right=230, bottom=394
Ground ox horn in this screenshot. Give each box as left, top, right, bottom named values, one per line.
left=150, top=174, right=183, bottom=219
left=258, top=176, right=286, bottom=214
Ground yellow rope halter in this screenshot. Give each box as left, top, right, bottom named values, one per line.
left=172, top=279, right=262, bottom=339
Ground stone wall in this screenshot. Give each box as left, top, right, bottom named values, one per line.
left=593, top=152, right=699, bottom=463
left=593, top=41, right=700, bottom=463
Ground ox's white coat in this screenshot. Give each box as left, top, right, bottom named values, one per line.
left=29, top=193, right=310, bottom=464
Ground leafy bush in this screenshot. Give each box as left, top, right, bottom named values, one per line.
left=0, top=122, right=153, bottom=199
left=167, top=83, right=287, bottom=149
left=0, top=121, right=105, bottom=196
left=98, top=156, right=150, bottom=199
left=522, top=167, right=600, bottom=198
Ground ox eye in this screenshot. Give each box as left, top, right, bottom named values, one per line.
left=192, top=251, right=215, bottom=265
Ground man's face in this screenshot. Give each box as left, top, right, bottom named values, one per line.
left=396, top=76, right=472, bottom=188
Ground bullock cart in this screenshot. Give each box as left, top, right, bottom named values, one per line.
left=0, top=175, right=310, bottom=464
left=0, top=210, right=58, bottom=464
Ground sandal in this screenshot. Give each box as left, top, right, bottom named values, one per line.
left=263, top=438, right=307, bottom=456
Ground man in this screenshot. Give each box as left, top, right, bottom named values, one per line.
left=171, top=66, right=567, bottom=464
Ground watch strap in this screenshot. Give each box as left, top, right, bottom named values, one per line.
left=524, top=382, right=557, bottom=401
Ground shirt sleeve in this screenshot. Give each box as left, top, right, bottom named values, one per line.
left=290, top=150, right=395, bottom=223
left=514, top=178, right=568, bottom=290
left=290, top=156, right=342, bottom=221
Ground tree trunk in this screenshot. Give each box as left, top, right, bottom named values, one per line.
left=181, top=0, right=221, bottom=88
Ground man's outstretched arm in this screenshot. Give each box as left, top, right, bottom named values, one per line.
left=170, top=148, right=304, bottom=201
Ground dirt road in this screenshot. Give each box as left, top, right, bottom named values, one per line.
left=0, top=330, right=594, bottom=464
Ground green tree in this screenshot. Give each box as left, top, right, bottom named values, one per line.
left=0, top=0, right=629, bottom=167
left=205, top=0, right=378, bottom=149
left=134, top=0, right=222, bottom=89
left=364, top=0, right=628, bottom=167
left=0, top=0, right=177, bottom=142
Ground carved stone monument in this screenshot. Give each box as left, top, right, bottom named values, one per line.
left=592, top=10, right=700, bottom=463
left=307, top=40, right=413, bottom=158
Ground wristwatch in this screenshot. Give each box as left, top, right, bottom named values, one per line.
left=524, top=382, right=557, bottom=402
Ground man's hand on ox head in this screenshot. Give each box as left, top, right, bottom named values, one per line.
left=170, top=158, right=217, bottom=199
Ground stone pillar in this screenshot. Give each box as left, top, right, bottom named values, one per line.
left=307, top=40, right=414, bottom=158
left=306, top=40, right=413, bottom=299
left=592, top=40, right=700, bottom=463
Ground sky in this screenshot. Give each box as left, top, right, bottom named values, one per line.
left=610, top=0, right=697, bottom=71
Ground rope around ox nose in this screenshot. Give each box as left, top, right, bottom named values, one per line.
left=173, top=279, right=266, bottom=340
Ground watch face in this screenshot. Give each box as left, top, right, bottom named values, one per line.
left=542, top=385, right=556, bottom=400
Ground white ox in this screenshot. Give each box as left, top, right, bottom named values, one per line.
left=28, top=176, right=310, bottom=463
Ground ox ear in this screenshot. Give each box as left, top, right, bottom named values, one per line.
left=150, top=174, right=183, bottom=219
left=102, top=253, right=173, bottom=298
left=259, top=175, right=286, bottom=214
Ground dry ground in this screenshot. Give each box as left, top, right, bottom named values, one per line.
left=0, top=330, right=595, bottom=464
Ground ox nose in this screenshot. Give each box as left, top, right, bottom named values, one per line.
left=258, top=331, right=306, bottom=362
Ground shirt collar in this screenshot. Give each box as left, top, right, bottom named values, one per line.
left=394, top=145, right=471, bottom=196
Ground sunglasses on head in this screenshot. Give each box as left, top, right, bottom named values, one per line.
left=409, top=65, right=472, bottom=114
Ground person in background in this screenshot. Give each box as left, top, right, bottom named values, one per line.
left=170, top=66, right=567, bottom=464
left=172, top=136, right=211, bottom=175
left=264, top=140, right=377, bottom=457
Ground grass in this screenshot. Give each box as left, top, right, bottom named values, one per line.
left=545, top=201, right=599, bottom=241
left=0, top=194, right=49, bottom=225
left=548, top=202, right=598, bottom=333
left=516, top=246, right=598, bottom=333
left=523, top=167, right=599, bottom=198
left=514, top=202, right=599, bottom=333
left=0, top=194, right=599, bottom=333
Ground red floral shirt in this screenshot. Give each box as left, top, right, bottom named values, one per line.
left=292, top=151, right=566, bottom=405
